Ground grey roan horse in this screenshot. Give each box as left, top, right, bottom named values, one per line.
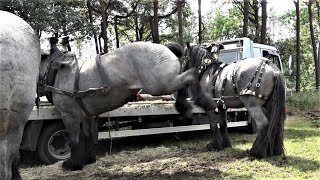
left=184, top=43, right=286, bottom=158
left=39, top=39, right=223, bottom=170
left=0, top=11, right=41, bottom=179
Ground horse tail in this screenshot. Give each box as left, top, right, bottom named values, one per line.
left=266, top=71, right=286, bottom=156
left=166, top=43, right=183, bottom=58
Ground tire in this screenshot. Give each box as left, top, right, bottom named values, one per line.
left=37, top=122, right=71, bottom=165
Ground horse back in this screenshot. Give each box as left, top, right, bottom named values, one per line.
left=206, top=58, right=278, bottom=106
left=81, top=42, right=181, bottom=92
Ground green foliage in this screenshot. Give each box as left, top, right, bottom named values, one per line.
left=203, top=6, right=242, bottom=42
left=276, top=5, right=319, bottom=91
left=0, top=0, right=91, bottom=39
left=286, top=90, right=320, bottom=112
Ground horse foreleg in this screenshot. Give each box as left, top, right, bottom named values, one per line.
left=164, top=69, right=196, bottom=123
left=61, top=115, right=85, bottom=171
left=246, top=106, right=269, bottom=158
left=206, top=110, right=223, bottom=151
left=82, top=117, right=98, bottom=165
left=175, top=87, right=193, bottom=122
left=219, top=110, right=231, bottom=148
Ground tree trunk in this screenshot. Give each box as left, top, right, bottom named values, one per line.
left=294, top=0, right=301, bottom=92
left=243, top=0, right=249, bottom=37
left=87, top=0, right=99, bottom=54
left=177, top=0, right=184, bottom=47
left=308, top=0, right=320, bottom=89
left=114, top=17, right=120, bottom=48
left=99, top=0, right=108, bottom=53
left=153, top=0, right=160, bottom=43
left=135, top=13, right=139, bottom=41
left=198, top=0, right=202, bottom=44
left=260, top=0, right=267, bottom=44
left=253, top=0, right=260, bottom=42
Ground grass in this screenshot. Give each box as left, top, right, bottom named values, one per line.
left=20, top=114, right=320, bottom=180
left=286, top=90, right=320, bottom=113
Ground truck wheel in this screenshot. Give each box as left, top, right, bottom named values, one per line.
left=37, top=122, right=71, bottom=165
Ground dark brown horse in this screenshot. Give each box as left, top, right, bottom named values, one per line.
left=184, top=43, right=286, bottom=158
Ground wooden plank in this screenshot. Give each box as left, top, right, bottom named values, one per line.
left=29, top=101, right=247, bottom=120
left=98, top=121, right=248, bottom=139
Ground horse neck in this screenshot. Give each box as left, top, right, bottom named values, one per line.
left=39, top=57, right=50, bottom=78
left=198, top=62, right=222, bottom=79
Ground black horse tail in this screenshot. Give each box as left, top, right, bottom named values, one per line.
left=166, top=43, right=184, bottom=58
left=266, top=72, right=286, bottom=156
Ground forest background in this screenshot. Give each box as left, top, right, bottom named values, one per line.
left=1, top=0, right=319, bottom=92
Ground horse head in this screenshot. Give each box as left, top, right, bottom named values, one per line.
left=38, top=37, right=76, bottom=99
left=183, top=42, right=224, bottom=72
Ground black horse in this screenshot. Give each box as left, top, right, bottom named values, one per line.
left=184, top=43, right=286, bottom=158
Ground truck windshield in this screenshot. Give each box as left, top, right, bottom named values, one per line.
left=265, top=54, right=282, bottom=70
left=219, top=50, right=240, bottom=63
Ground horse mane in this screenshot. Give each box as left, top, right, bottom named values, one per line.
left=188, top=45, right=221, bottom=69
left=166, top=43, right=183, bottom=58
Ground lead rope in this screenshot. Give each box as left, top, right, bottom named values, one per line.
left=108, top=116, right=113, bottom=156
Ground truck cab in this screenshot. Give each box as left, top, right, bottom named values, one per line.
left=218, top=37, right=283, bottom=72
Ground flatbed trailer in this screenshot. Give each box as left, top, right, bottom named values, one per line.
left=21, top=100, right=251, bottom=165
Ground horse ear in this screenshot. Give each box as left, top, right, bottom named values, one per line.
left=218, top=44, right=224, bottom=50
left=204, top=44, right=212, bottom=52
left=186, top=42, right=190, bottom=49
left=49, top=37, right=58, bottom=47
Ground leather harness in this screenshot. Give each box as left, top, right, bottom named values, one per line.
left=201, top=58, right=269, bottom=101
left=43, top=52, right=109, bottom=116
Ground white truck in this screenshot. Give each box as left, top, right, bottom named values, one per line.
left=20, top=37, right=283, bottom=165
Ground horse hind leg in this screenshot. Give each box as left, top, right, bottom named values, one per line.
left=244, top=104, right=270, bottom=158
left=11, top=157, right=21, bottom=180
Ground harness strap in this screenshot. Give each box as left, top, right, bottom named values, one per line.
left=96, top=55, right=109, bottom=86
left=74, top=59, right=94, bottom=116
left=239, top=59, right=268, bottom=100
left=210, top=63, right=227, bottom=97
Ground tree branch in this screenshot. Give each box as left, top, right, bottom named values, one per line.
left=115, top=0, right=140, bottom=18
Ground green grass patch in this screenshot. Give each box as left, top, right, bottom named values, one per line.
left=21, top=116, right=320, bottom=180
left=286, top=90, right=320, bottom=113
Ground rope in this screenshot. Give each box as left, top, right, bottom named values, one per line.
left=107, top=116, right=113, bottom=156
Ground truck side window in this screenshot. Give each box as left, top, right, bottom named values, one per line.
left=262, top=50, right=281, bottom=70
left=220, top=50, right=240, bottom=63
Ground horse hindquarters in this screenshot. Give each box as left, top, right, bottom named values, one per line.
left=264, top=72, right=286, bottom=156
left=247, top=72, right=286, bottom=158
left=0, top=110, right=28, bottom=180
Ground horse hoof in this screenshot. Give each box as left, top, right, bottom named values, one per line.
left=222, top=143, right=232, bottom=148
left=206, top=143, right=223, bottom=152
left=62, top=160, right=84, bottom=171
left=249, top=149, right=266, bottom=159
left=85, top=157, right=96, bottom=165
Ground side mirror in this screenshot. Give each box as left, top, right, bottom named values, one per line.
left=288, top=55, right=293, bottom=76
